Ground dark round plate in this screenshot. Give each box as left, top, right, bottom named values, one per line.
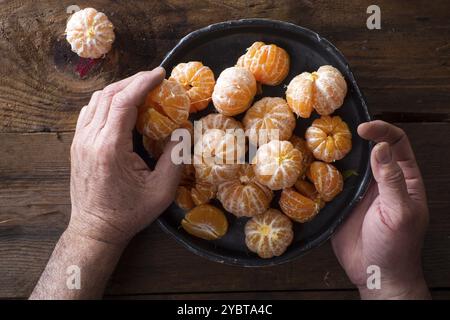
left=134, top=19, right=372, bottom=267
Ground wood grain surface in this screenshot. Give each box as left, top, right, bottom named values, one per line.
left=0, top=0, right=449, bottom=299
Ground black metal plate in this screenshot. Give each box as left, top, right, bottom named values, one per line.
left=135, top=19, right=372, bottom=267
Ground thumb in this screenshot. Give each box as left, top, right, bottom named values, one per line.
left=149, top=140, right=183, bottom=201
left=371, top=142, right=410, bottom=209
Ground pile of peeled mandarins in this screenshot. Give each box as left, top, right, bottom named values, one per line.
left=136, top=42, right=352, bottom=259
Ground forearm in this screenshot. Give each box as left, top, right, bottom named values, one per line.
left=30, top=222, right=126, bottom=300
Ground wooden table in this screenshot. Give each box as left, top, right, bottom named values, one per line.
left=1, top=0, right=449, bottom=299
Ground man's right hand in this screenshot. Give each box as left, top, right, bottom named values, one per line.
left=332, top=120, right=430, bottom=299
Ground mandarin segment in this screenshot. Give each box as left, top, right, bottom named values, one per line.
left=305, top=115, right=352, bottom=163
left=308, top=161, right=344, bottom=202
left=279, top=188, right=320, bottom=223
left=253, top=140, right=303, bottom=190
left=137, top=79, right=190, bottom=140
left=237, top=42, right=290, bottom=86
left=245, top=209, right=294, bottom=258
left=217, top=165, right=273, bottom=217
left=286, top=65, right=347, bottom=118
left=243, top=97, right=296, bottom=144
left=212, top=67, right=257, bottom=116
left=181, top=204, right=228, bottom=240
left=169, top=61, right=215, bottom=113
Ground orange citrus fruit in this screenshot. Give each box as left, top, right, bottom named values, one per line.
left=212, top=67, right=257, bottom=116
left=253, top=140, right=303, bottom=190
left=142, top=120, right=193, bottom=160
left=175, top=164, right=216, bottom=210
left=308, top=161, right=343, bottom=202
left=65, top=8, right=115, bottom=59
left=279, top=188, right=320, bottom=223
left=290, top=135, right=314, bottom=177
left=181, top=204, right=228, bottom=240
left=199, top=113, right=243, bottom=133
left=191, top=181, right=216, bottom=206
left=243, top=97, right=296, bottom=145
left=193, top=129, right=242, bottom=186
left=237, top=42, right=290, bottom=86
left=217, top=164, right=273, bottom=217
left=286, top=65, right=347, bottom=118
left=294, top=179, right=325, bottom=209
left=176, top=186, right=195, bottom=211
left=245, top=208, right=294, bottom=258
left=305, top=115, right=352, bottom=163
left=169, top=61, right=215, bottom=113
left=136, top=79, right=190, bottom=140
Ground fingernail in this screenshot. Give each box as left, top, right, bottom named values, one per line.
left=154, top=66, right=166, bottom=76
left=375, top=142, right=391, bottom=164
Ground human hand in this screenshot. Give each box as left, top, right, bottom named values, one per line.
left=69, top=67, right=182, bottom=246
left=332, top=120, right=430, bottom=299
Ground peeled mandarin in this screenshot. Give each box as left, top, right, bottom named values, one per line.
left=286, top=65, right=347, bottom=118
left=305, top=115, right=352, bottom=163
left=169, top=62, right=215, bottom=113
left=279, top=188, right=320, bottom=223
left=308, top=161, right=344, bottom=202
left=294, top=179, right=326, bottom=209
left=199, top=113, right=243, bottom=133
left=237, top=42, right=290, bottom=86
left=65, top=8, right=115, bottom=59
left=181, top=204, right=228, bottom=240
left=212, top=67, right=257, bottom=116
left=217, top=164, right=273, bottom=217
left=245, top=209, right=294, bottom=258
left=290, top=135, right=314, bottom=177
left=193, top=129, right=242, bottom=186
left=253, top=140, right=303, bottom=190
left=243, top=97, right=296, bottom=144
left=176, top=186, right=196, bottom=211
left=137, top=79, right=190, bottom=140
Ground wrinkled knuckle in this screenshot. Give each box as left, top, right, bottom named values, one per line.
left=382, top=167, right=405, bottom=184
left=102, top=85, right=117, bottom=98
left=111, top=92, right=129, bottom=108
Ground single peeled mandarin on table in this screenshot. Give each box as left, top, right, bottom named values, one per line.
left=253, top=140, right=303, bottom=190
left=279, top=187, right=321, bottom=223
left=243, top=97, right=296, bottom=145
left=245, top=209, right=294, bottom=259
left=136, top=79, right=190, bottom=140
left=308, top=161, right=344, bottom=202
left=212, top=67, right=257, bottom=116
left=181, top=204, right=228, bottom=240
left=169, top=61, right=215, bottom=113
left=286, top=65, right=347, bottom=118
left=237, top=42, right=290, bottom=86
left=217, top=164, right=273, bottom=217
left=65, top=8, right=115, bottom=59
left=305, top=115, right=352, bottom=163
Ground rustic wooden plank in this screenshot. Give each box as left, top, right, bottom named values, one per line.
left=0, top=0, right=449, bottom=133
left=0, top=123, right=450, bottom=298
